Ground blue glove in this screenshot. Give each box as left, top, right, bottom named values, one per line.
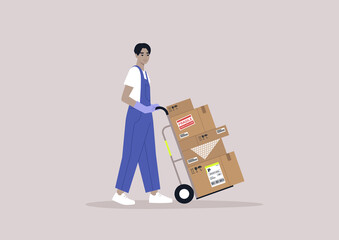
left=134, top=102, right=158, bottom=114
left=151, top=104, right=160, bottom=110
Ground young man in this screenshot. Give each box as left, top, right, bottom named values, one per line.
left=112, top=43, right=173, bottom=205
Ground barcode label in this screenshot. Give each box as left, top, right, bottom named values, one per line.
left=205, top=162, right=226, bottom=187
left=211, top=178, right=225, bottom=186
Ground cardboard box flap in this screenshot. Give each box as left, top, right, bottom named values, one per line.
left=182, top=140, right=227, bottom=165
left=166, top=99, right=194, bottom=117
left=196, top=105, right=216, bottom=131
left=191, top=139, right=221, bottom=160
left=220, top=152, right=244, bottom=185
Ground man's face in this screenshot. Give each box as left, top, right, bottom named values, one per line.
left=136, top=48, right=150, bottom=65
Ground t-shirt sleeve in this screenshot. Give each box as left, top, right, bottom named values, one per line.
left=124, top=67, right=139, bottom=88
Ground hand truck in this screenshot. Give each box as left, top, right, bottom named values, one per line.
left=155, top=106, right=233, bottom=204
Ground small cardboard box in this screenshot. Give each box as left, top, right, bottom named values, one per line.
left=166, top=99, right=194, bottom=117
left=220, top=152, right=244, bottom=185
left=179, top=125, right=229, bottom=151
left=167, top=99, right=216, bottom=142
left=188, top=156, right=233, bottom=198
left=182, top=139, right=227, bottom=166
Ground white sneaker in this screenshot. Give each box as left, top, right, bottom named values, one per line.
left=112, top=192, right=135, bottom=205
left=149, top=192, right=173, bottom=204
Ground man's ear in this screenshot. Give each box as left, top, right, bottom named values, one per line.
left=135, top=54, right=138, bottom=57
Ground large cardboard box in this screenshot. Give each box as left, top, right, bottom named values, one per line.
left=167, top=99, right=216, bottom=141
left=166, top=99, right=194, bottom=117
left=179, top=125, right=229, bottom=151
left=188, top=156, right=233, bottom=198
left=188, top=152, right=244, bottom=198
left=181, top=125, right=229, bottom=166
left=220, top=152, right=244, bottom=185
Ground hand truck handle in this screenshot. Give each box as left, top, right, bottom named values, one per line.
left=155, top=106, right=169, bottom=115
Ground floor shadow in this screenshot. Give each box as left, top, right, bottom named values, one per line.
left=86, top=200, right=263, bottom=209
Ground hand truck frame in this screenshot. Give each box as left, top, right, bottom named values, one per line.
left=155, top=106, right=233, bottom=204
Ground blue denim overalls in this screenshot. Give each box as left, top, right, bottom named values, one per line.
left=115, top=65, right=160, bottom=193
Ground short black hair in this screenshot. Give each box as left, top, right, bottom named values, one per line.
left=134, top=43, right=151, bottom=55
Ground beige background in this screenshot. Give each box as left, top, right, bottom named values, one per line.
left=1, top=0, right=338, bottom=239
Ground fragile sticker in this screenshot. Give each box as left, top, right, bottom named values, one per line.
left=176, top=114, right=195, bottom=131
left=205, top=162, right=226, bottom=187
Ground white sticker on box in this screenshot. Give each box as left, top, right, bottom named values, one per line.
left=187, top=157, right=198, bottom=164
left=216, top=127, right=226, bottom=134
left=205, top=162, right=226, bottom=187
left=179, top=132, right=189, bottom=139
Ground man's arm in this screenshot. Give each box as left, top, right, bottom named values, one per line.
left=121, top=85, right=158, bottom=113
left=121, top=85, right=137, bottom=107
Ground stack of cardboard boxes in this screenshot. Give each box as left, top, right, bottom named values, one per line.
left=166, top=99, right=244, bottom=198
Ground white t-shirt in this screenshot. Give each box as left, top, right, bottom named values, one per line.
left=124, top=66, right=151, bottom=102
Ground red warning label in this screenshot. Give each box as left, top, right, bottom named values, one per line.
left=176, top=114, right=195, bottom=130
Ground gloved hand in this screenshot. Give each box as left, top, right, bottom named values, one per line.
left=134, top=102, right=158, bottom=114
left=151, top=104, right=160, bottom=110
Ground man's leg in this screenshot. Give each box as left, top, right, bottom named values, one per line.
left=138, top=119, right=161, bottom=194
left=115, top=115, right=150, bottom=193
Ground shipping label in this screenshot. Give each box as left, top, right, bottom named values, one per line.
left=205, top=162, right=226, bottom=187
left=187, top=157, right=198, bottom=164
left=216, top=127, right=226, bottom=134
left=176, top=114, right=195, bottom=131
left=179, top=132, right=189, bottom=139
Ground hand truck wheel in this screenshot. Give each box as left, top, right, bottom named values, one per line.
left=174, top=184, right=194, bottom=204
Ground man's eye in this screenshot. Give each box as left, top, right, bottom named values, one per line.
left=141, top=55, right=144, bottom=56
